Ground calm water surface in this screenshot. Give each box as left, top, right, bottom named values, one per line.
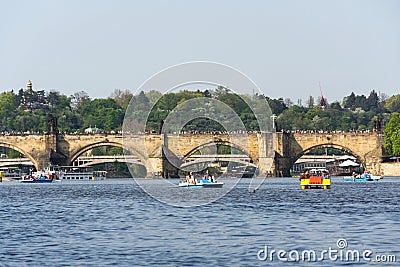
left=0, top=177, right=399, bottom=266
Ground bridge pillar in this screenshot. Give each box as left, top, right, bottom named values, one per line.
left=34, top=151, right=52, bottom=171
left=145, top=157, right=163, bottom=178
left=134, top=134, right=179, bottom=178
left=258, top=157, right=275, bottom=177
left=161, top=134, right=180, bottom=178
left=364, top=134, right=385, bottom=176
left=273, top=132, right=293, bottom=177
left=254, top=132, right=276, bottom=177
left=273, top=157, right=292, bottom=177
left=29, top=133, right=66, bottom=171
left=45, top=134, right=67, bottom=167
left=35, top=115, right=67, bottom=170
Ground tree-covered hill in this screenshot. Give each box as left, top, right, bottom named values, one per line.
left=1, top=86, right=399, bottom=143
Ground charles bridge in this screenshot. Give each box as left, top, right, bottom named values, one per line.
left=0, top=130, right=385, bottom=177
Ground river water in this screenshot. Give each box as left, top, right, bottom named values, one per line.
left=0, top=177, right=399, bottom=266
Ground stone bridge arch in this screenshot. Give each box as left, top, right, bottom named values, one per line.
left=0, top=141, right=38, bottom=170
left=67, top=140, right=147, bottom=171
left=167, top=134, right=263, bottom=163
left=69, top=141, right=125, bottom=164
left=63, top=134, right=164, bottom=177
left=182, top=140, right=254, bottom=162
left=290, top=143, right=366, bottom=169
left=275, top=132, right=384, bottom=176
left=179, top=140, right=256, bottom=171
left=164, top=133, right=273, bottom=176
left=0, top=134, right=54, bottom=171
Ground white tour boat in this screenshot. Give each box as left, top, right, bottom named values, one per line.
left=57, top=166, right=107, bottom=181
left=0, top=167, right=24, bottom=181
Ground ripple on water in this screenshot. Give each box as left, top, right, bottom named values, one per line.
left=0, top=177, right=399, bottom=266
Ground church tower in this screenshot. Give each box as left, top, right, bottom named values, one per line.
left=27, top=80, right=33, bottom=93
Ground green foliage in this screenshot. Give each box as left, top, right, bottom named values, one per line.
left=77, top=98, right=124, bottom=130
left=91, top=146, right=123, bottom=156
left=342, top=91, right=382, bottom=113
left=343, top=92, right=356, bottom=109
left=384, top=94, right=400, bottom=113
left=111, top=89, right=133, bottom=110
left=384, top=112, right=400, bottom=156
left=91, top=162, right=133, bottom=177
left=392, top=130, right=400, bottom=156
left=191, top=144, right=245, bottom=156
left=266, top=97, right=287, bottom=115
left=0, top=92, right=19, bottom=131
left=8, top=149, right=23, bottom=158
left=145, top=90, right=208, bottom=132
left=275, top=92, right=388, bottom=131
left=0, top=86, right=395, bottom=135
left=0, top=89, right=123, bottom=133
left=183, top=118, right=223, bottom=132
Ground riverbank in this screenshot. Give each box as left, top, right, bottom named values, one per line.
left=382, top=162, right=400, bottom=176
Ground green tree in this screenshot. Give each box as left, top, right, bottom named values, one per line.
left=277, top=105, right=308, bottom=130
left=306, top=95, right=314, bottom=109
left=330, top=101, right=342, bottom=110
left=384, top=94, right=400, bottom=113
left=111, top=89, right=133, bottom=110
left=366, top=90, right=380, bottom=112
left=78, top=98, right=124, bottom=131
left=384, top=112, right=400, bottom=156
left=8, top=149, right=23, bottom=158
left=92, top=146, right=123, bottom=156
left=0, top=92, right=18, bottom=130
left=266, top=97, right=287, bottom=115
left=72, top=91, right=90, bottom=110
left=392, top=130, right=400, bottom=156
left=47, top=90, right=60, bottom=110
left=145, top=90, right=163, bottom=104
left=343, top=92, right=356, bottom=109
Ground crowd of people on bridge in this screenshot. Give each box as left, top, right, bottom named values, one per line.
left=1, top=128, right=381, bottom=136
left=280, top=129, right=380, bottom=134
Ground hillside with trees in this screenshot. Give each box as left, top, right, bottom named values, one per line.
left=0, top=83, right=399, bottom=155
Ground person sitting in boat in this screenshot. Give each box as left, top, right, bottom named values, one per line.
left=322, top=171, right=330, bottom=179
left=185, top=172, right=191, bottom=183
left=210, top=175, right=216, bottom=183
left=361, top=171, right=371, bottom=179
left=204, top=170, right=215, bottom=182
left=299, top=170, right=310, bottom=180
left=190, top=172, right=197, bottom=184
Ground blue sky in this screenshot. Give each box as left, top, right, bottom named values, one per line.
left=1, top=0, right=399, bottom=103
